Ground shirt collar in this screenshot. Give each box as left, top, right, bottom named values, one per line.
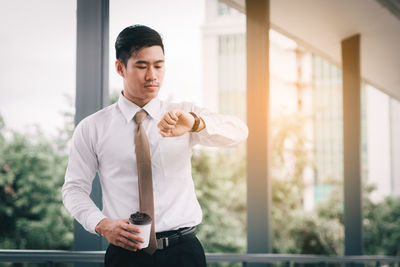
left=117, top=92, right=162, bottom=123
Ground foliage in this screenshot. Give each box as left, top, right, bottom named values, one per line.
left=282, top=211, right=343, bottom=255
left=109, top=90, right=120, bottom=104
left=271, top=113, right=312, bottom=195
left=364, top=195, right=400, bottom=256
left=0, top=114, right=73, bottom=251
left=192, top=148, right=247, bottom=252
left=192, top=147, right=246, bottom=267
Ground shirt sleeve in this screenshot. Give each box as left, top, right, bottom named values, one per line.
left=188, top=103, right=249, bottom=147
left=62, top=118, right=106, bottom=235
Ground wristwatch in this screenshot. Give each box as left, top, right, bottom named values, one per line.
left=189, top=112, right=200, bottom=132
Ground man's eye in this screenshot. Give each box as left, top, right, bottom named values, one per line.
left=155, top=65, right=163, bottom=69
left=136, top=65, right=147, bottom=69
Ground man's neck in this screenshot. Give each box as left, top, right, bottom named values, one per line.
left=122, top=91, right=152, bottom=108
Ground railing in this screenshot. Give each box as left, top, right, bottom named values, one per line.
left=1, top=250, right=400, bottom=266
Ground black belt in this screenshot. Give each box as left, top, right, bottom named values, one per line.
left=155, top=226, right=196, bottom=250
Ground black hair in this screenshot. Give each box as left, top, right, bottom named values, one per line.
left=115, top=24, right=164, bottom=66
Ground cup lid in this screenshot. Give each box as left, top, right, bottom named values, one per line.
left=129, top=211, right=152, bottom=225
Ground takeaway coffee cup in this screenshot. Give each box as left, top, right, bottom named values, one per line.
left=129, top=211, right=152, bottom=248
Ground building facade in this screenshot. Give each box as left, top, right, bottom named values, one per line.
left=202, top=0, right=400, bottom=208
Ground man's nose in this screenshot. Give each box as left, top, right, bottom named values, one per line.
left=145, top=67, right=157, bottom=81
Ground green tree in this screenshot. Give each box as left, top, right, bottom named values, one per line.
left=109, top=90, right=120, bottom=105
left=0, top=114, right=73, bottom=251
left=364, top=194, right=400, bottom=256
left=192, top=147, right=247, bottom=260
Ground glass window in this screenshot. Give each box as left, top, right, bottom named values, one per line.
left=217, top=2, right=231, bottom=16
left=363, top=86, right=399, bottom=255
left=0, top=0, right=76, bottom=250
left=365, top=84, right=391, bottom=202
left=311, top=55, right=343, bottom=186
left=390, top=98, right=400, bottom=196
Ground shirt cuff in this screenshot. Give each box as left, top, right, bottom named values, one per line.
left=196, top=115, right=214, bottom=137
left=86, top=211, right=107, bottom=235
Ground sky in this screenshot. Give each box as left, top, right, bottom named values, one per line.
left=0, top=0, right=76, bottom=135
left=0, top=0, right=205, bottom=135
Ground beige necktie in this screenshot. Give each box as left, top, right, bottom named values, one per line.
left=134, top=110, right=157, bottom=254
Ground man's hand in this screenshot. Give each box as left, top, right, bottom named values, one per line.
left=95, top=218, right=144, bottom=251
left=157, top=109, right=195, bottom=137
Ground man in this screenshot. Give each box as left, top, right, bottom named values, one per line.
left=62, top=25, right=248, bottom=267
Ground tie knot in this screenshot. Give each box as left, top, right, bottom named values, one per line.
left=134, top=110, right=148, bottom=124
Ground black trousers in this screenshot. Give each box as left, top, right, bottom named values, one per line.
left=104, top=236, right=206, bottom=267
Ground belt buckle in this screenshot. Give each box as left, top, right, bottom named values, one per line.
left=157, top=237, right=169, bottom=249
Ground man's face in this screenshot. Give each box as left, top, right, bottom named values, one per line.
left=116, top=45, right=165, bottom=107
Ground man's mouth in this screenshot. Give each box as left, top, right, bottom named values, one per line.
left=145, top=83, right=159, bottom=89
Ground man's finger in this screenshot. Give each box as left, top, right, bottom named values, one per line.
left=168, top=110, right=179, bottom=121
left=121, top=229, right=145, bottom=244
left=127, top=233, right=145, bottom=244
left=173, top=109, right=183, bottom=119
left=162, top=120, right=175, bottom=129
left=116, top=236, right=141, bottom=251
left=159, top=120, right=175, bottom=130
left=124, top=223, right=141, bottom=234
left=163, top=114, right=177, bottom=125
left=122, top=236, right=143, bottom=249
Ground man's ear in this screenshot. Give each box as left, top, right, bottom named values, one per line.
left=115, top=60, right=125, bottom=77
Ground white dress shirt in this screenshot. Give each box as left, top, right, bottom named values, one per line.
left=62, top=93, right=248, bottom=234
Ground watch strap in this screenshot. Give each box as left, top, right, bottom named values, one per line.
left=189, top=112, right=200, bottom=132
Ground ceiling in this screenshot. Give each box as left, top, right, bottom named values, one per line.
left=220, top=0, right=400, bottom=100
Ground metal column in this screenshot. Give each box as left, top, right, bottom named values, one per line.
left=342, top=34, right=363, bottom=256
left=75, top=0, right=109, bottom=265
left=246, top=0, right=272, bottom=265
